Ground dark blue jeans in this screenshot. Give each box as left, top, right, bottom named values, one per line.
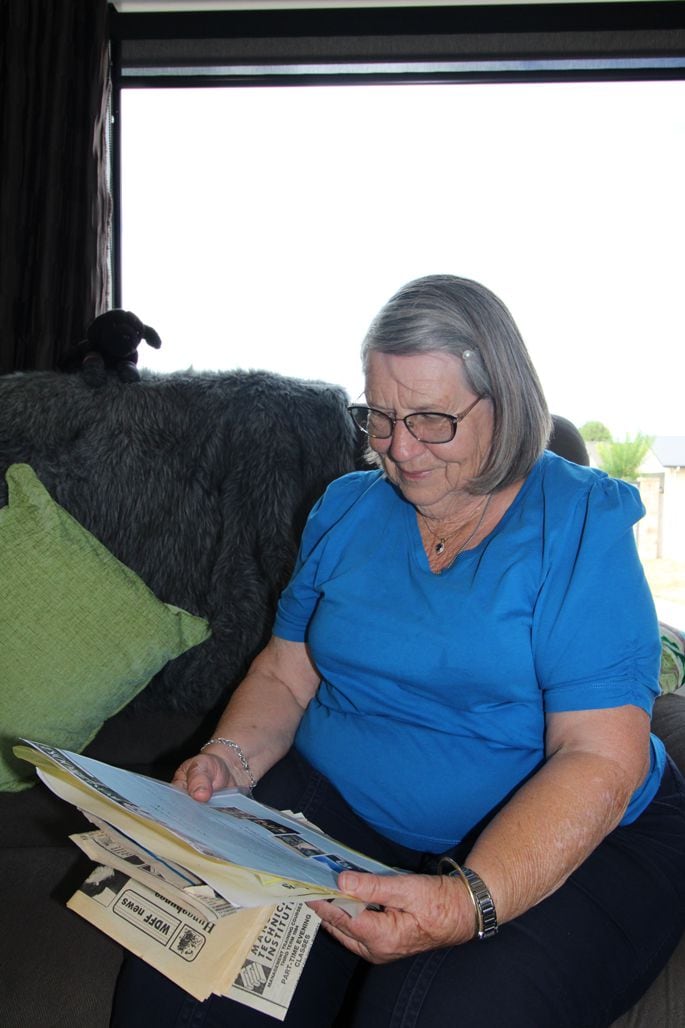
left=111, top=750, right=685, bottom=1028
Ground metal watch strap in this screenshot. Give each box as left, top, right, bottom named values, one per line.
left=460, top=865, right=499, bottom=940
left=438, top=857, right=499, bottom=941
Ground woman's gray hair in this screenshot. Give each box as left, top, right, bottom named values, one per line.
left=361, top=274, right=552, bottom=493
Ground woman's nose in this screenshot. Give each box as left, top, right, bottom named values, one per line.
left=387, top=420, right=425, bottom=461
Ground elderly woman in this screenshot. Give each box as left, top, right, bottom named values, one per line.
left=112, top=276, right=685, bottom=1027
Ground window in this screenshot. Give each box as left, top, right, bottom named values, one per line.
left=121, top=78, right=684, bottom=436
left=113, top=3, right=685, bottom=624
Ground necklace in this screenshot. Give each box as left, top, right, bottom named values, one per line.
left=421, top=493, right=494, bottom=558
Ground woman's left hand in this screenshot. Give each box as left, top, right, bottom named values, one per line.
left=309, top=871, right=474, bottom=964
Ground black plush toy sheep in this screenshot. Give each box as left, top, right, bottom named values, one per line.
left=64, top=309, right=162, bottom=387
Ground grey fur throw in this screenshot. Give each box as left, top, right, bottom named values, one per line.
left=0, top=368, right=359, bottom=716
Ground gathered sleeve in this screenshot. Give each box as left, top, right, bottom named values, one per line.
left=532, top=468, right=661, bottom=715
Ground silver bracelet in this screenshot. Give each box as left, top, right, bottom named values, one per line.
left=439, top=857, right=499, bottom=941
left=200, top=737, right=257, bottom=790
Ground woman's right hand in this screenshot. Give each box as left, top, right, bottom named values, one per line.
left=171, top=752, right=237, bottom=802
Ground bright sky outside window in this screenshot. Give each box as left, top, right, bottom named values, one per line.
left=122, top=79, right=685, bottom=439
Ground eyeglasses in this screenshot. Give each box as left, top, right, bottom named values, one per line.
left=347, top=396, right=483, bottom=444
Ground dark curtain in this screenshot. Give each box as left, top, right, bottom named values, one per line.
left=0, top=0, right=111, bottom=374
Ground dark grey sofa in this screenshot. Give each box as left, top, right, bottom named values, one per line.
left=0, top=369, right=683, bottom=1027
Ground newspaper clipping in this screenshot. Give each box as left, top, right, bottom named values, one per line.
left=15, top=741, right=400, bottom=1019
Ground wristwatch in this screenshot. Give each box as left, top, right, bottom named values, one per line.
left=438, top=857, right=499, bottom=941
left=461, top=865, right=499, bottom=940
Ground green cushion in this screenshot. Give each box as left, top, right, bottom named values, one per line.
left=660, top=622, right=685, bottom=695
left=0, top=464, right=211, bottom=791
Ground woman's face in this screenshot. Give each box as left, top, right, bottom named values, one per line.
left=364, top=350, right=494, bottom=517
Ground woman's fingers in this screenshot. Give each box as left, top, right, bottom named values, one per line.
left=311, top=872, right=473, bottom=963
left=171, top=754, right=234, bottom=801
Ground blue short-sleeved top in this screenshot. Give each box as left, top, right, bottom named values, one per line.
left=273, top=453, right=664, bottom=851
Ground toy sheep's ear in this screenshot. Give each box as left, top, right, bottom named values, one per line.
left=141, top=324, right=162, bottom=349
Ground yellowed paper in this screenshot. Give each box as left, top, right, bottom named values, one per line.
left=68, top=865, right=275, bottom=1002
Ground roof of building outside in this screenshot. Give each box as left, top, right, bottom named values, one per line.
left=651, top=437, right=685, bottom=468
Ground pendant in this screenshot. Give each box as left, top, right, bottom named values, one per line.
left=435, top=540, right=446, bottom=555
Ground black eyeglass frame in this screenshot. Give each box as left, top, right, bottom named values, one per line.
left=347, top=395, right=483, bottom=444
